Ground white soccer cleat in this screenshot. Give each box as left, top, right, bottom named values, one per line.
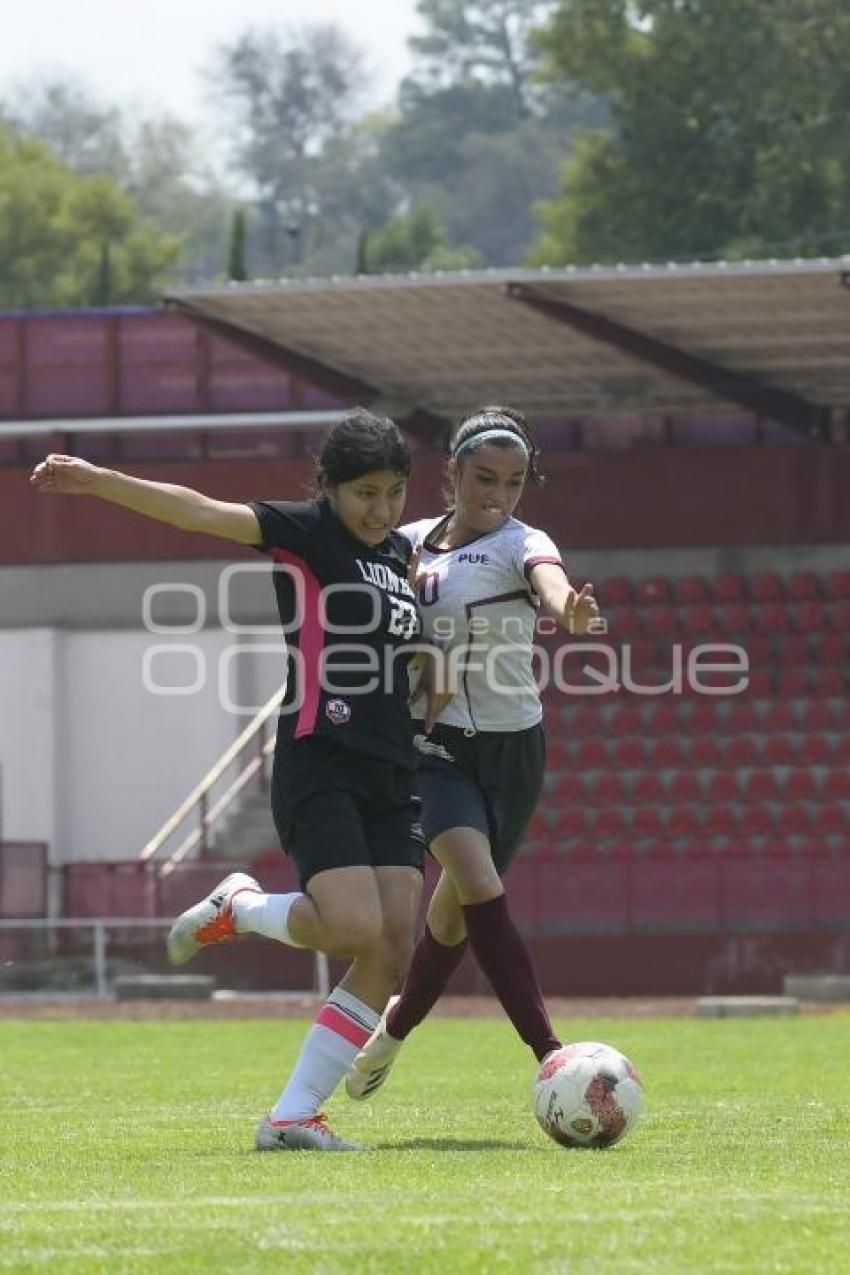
left=166, top=871, right=260, bottom=966
left=345, top=994, right=403, bottom=1100
left=255, top=1113, right=362, bottom=1152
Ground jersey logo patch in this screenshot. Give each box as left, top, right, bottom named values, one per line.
left=326, top=698, right=352, bottom=726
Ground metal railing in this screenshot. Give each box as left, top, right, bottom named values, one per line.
left=139, top=685, right=284, bottom=876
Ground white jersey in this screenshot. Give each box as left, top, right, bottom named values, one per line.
left=400, top=514, right=564, bottom=733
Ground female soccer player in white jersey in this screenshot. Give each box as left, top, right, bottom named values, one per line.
left=346, top=405, right=600, bottom=1100
left=31, top=410, right=424, bottom=1152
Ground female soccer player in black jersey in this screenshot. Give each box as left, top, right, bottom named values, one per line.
left=31, top=410, right=424, bottom=1151
left=346, top=406, right=600, bottom=1100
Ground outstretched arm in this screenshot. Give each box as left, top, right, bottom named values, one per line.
left=30, top=454, right=262, bottom=546
left=529, top=562, right=602, bottom=636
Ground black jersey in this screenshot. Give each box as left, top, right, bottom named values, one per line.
left=249, top=498, right=420, bottom=768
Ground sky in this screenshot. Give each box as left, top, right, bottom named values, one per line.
left=0, top=0, right=421, bottom=124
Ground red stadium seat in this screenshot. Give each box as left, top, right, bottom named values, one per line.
left=762, top=734, right=796, bottom=766
left=799, top=735, right=832, bottom=765
left=651, top=737, right=688, bottom=768
left=823, top=770, right=850, bottom=800
left=706, top=770, right=740, bottom=802
left=612, top=737, right=647, bottom=768
left=551, top=773, right=586, bottom=804
left=668, top=806, right=702, bottom=838
left=788, top=572, right=821, bottom=602
left=675, top=575, right=710, bottom=604
left=669, top=771, right=703, bottom=803
left=705, top=804, right=739, bottom=837
left=633, top=807, right=665, bottom=839
left=723, top=701, right=760, bottom=734
left=574, top=738, right=608, bottom=770
left=829, top=600, right=850, bottom=630
left=741, top=770, right=781, bottom=802
left=682, top=604, right=716, bottom=636
left=744, top=669, right=773, bottom=698
left=825, top=570, right=850, bottom=600
left=594, top=808, right=628, bottom=838
left=599, top=577, right=634, bottom=606
left=716, top=603, right=751, bottom=635
left=798, top=700, right=830, bottom=732
left=811, top=668, right=845, bottom=697
left=784, top=770, right=819, bottom=801
left=632, top=772, right=664, bottom=804
left=642, top=606, right=679, bottom=637
left=713, top=573, right=746, bottom=604
left=567, top=704, right=600, bottom=735
left=726, top=736, right=760, bottom=767
left=777, top=669, right=809, bottom=698
left=791, top=600, right=826, bottom=633
left=753, top=602, right=788, bottom=634
left=741, top=804, right=777, bottom=836
left=742, top=634, right=772, bottom=667
left=775, top=635, right=809, bottom=667
left=648, top=702, right=682, bottom=736
left=637, top=576, right=671, bottom=605
left=820, top=802, right=849, bottom=835
left=608, top=700, right=645, bottom=735
left=688, top=701, right=721, bottom=734
left=605, top=606, right=640, bottom=639
left=750, top=572, right=783, bottom=603
left=589, top=772, right=627, bottom=804
left=690, top=737, right=723, bottom=768
left=817, top=633, right=845, bottom=665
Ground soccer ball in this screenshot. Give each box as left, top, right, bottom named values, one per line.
left=533, top=1040, right=643, bottom=1149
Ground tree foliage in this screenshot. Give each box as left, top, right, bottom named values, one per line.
left=532, top=0, right=850, bottom=264
left=0, top=127, right=181, bottom=308
left=360, top=205, right=483, bottom=273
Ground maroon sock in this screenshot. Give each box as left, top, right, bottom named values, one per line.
left=462, top=893, right=561, bottom=1062
left=386, top=926, right=468, bottom=1040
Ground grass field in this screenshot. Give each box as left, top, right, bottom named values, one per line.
left=2, top=1013, right=850, bottom=1273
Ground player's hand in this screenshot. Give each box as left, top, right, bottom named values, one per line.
left=407, top=545, right=423, bottom=593
left=564, top=582, right=601, bottom=635
left=30, top=454, right=103, bottom=495
left=409, top=647, right=455, bottom=733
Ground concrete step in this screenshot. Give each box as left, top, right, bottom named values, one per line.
left=696, top=996, right=799, bottom=1018
left=784, top=974, right=850, bottom=1002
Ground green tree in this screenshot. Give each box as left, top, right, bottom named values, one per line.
left=362, top=205, right=483, bottom=273
left=532, top=0, right=850, bottom=264
left=0, top=128, right=181, bottom=308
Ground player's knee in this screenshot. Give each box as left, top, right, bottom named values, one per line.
left=324, top=912, right=383, bottom=958
left=379, top=920, right=415, bottom=981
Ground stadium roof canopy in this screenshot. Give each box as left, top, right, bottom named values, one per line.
left=167, top=258, right=850, bottom=441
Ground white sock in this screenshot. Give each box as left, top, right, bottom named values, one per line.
left=270, top=986, right=380, bottom=1122
left=233, top=890, right=304, bottom=947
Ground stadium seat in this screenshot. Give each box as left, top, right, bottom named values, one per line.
left=604, top=605, right=640, bottom=639
left=632, top=772, right=664, bottom=804
left=775, top=635, right=809, bottom=667
left=724, top=701, right=760, bottom=733
left=784, top=770, right=819, bottom=801
left=567, top=704, right=600, bottom=735
left=682, top=604, right=716, bottom=636
left=589, top=772, right=627, bottom=804
left=715, top=603, right=751, bottom=635
left=609, top=701, right=645, bottom=735
left=825, top=570, right=850, bottom=600
left=648, top=701, right=681, bottom=735
left=688, top=701, right=720, bottom=734
left=752, top=601, right=787, bottom=634
left=823, top=770, right=850, bottom=800
left=669, top=771, right=703, bottom=803
left=799, top=735, right=832, bottom=765
left=690, top=737, right=723, bottom=768
left=820, top=802, right=848, bottom=835
left=650, top=737, right=688, bottom=768
left=798, top=700, right=829, bottom=732
left=829, top=600, right=850, bottom=630
left=777, top=669, right=809, bottom=698
left=599, top=577, right=634, bottom=606
left=594, top=808, right=628, bottom=838
left=762, top=734, right=797, bottom=766
left=744, top=669, right=773, bottom=698
left=633, top=807, right=665, bottom=838
left=705, top=804, right=739, bottom=836
left=726, top=736, right=760, bottom=767
left=667, top=806, right=702, bottom=838
left=788, top=572, right=821, bottom=601
left=675, top=575, right=710, bottom=604
left=743, top=634, right=772, bottom=666
left=642, top=606, right=679, bottom=637
left=811, top=667, right=845, bottom=697
left=706, top=770, right=740, bottom=802
left=750, top=572, right=783, bottom=602
left=713, top=573, right=746, bottom=604
left=833, top=703, right=850, bottom=732
left=612, top=736, right=647, bottom=768
left=741, top=804, right=777, bottom=836
left=791, top=600, right=826, bottom=633
left=741, top=770, right=781, bottom=801
left=551, top=773, right=586, bottom=804
left=574, top=738, right=608, bottom=770
left=637, top=576, right=671, bottom=605
left=817, top=633, right=845, bottom=665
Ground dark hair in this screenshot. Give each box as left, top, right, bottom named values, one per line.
left=449, top=405, right=543, bottom=486
left=316, top=407, right=412, bottom=488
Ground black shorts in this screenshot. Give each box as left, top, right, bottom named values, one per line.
left=414, top=722, right=545, bottom=874
left=271, top=736, right=425, bottom=889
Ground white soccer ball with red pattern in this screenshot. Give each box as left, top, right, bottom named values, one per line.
left=533, top=1040, right=643, bottom=1149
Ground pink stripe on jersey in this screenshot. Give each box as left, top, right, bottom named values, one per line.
left=270, top=547, right=324, bottom=740
left=315, top=1004, right=371, bottom=1048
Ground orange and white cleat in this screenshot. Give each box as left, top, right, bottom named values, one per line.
left=166, top=872, right=260, bottom=966
left=255, top=1112, right=362, bottom=1152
